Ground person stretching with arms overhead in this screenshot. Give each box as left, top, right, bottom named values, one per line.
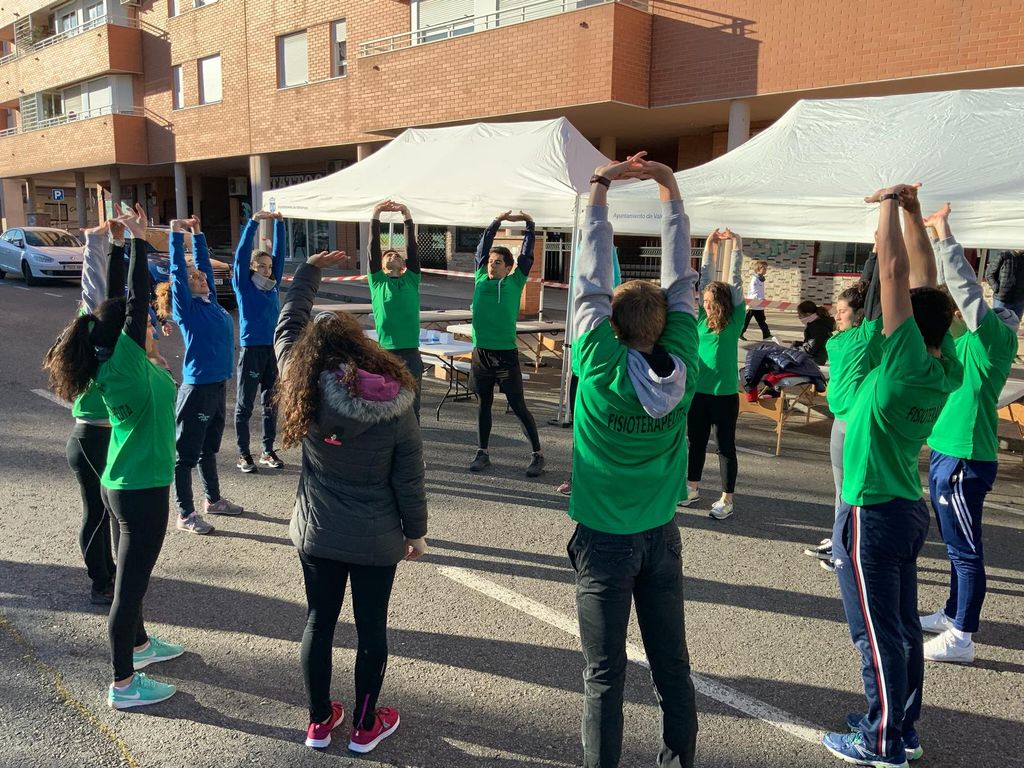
left=919, top=203, right=1019, bottom=664
left=233, top=209, right=287, bottom=474
left=369, top=199, right=423, bottom=421
left=568, top=152, right=700, bottom=768
left=823, top=183, right=962, bottom=768
left=467, top=210, right=544, bottom=476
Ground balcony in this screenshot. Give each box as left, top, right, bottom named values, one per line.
left=358, top=0, right=649, bottom=57
left=0, top=15, right=142, bottom=104
left=0, top=107, right=147, bottom=176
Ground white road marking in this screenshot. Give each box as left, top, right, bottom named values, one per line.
left=45, top=292, right=61, bottom=297
left=31, top=388, right=71, bottom=409
left=438, top=566, right=826, bottom=746
left=442, top=738, right=576, bottom=766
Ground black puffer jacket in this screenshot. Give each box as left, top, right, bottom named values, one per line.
left=743, top=342, right=827, bottom=393
left=986, top=250, right=1024, bottom=303
left=275, top=263, right=427, bottom=566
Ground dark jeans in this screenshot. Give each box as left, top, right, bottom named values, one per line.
left=687, top=392, right=739, bottom=493
left=928, top=451, right=997, bottom=633
left=390, top=347, right=424, bottom=423
left=741, top=309, right=771, bottom=338
left=102, top=485, right=168, bottom=681
left=567, top=521, right=697, bottom=768
left=298, top=551, right=397, bottom=728
left=833, top=499, right=929, bottom=759
left=174, top=381, right=227, bottom=517
left=235, top=345, right=278, bottom=455
left=67, top=423, right=116, bottom=591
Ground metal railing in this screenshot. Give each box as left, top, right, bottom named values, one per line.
left=0, top=14, right=140, bottom=65
left=358, top=0, right=649, bottom=57
left=5, top=105, right=144, bottom=136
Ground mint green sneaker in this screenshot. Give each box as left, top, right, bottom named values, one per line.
left=107, top=672, right=177, bottom=709
left=133, top=636, right=184, bottom=669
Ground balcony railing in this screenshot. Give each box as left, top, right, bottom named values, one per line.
left=3, top=105, right=144, bottom=136
left=358, top=0, right=649, bottom=57
left=0, top=14, right=140, bottom=65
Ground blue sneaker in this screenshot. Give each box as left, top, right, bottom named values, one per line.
left=846, top=714, right=923, bottom=760
left=823, top=731, right=908, bottom=767
left=133, top=636, right=184, bottom=669
left=107, top=672, right=177, bottom=709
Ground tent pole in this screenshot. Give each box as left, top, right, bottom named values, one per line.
left=551, top=193, right=582, bottom=426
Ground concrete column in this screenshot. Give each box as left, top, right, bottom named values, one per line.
left=1, top=178, right=27, bottom=227
left=75, top=171, right=87, bottom=229
left=727, top=99, right=751, bottom=152
left=109, top=166, right=122, bottom=212
left=25, top=178, right=37, bottom=213
left=357, top=143, right=376, bottom=273
left=190, top=174, right=203, bottom=220
left=249, top=153, right=271, bottom=240
left=599, top=135, right=617, bottom=160
left=173, top=162, right=188, bottom=219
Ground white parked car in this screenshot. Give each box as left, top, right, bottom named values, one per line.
left=0, top=226, right=84, bottom=285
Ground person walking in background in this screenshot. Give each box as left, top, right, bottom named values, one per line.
left=741, top=260, right=773, bottom=340
left=233, top=209, right=287, bottom=474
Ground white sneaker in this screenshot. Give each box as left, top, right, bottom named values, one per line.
left=919, top=610, right=953, bottom=634
left=709, top=500, right=734, bottom=520
left=924, top=630, right=975, bottom=664
left=677, top=488, right=700, bottom=507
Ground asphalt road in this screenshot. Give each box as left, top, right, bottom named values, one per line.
left=1, top=276, right=1022, bottom=768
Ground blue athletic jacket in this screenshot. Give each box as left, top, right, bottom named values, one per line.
left=233, top=218, right=286, bottom=347
left=170, top=231, right=234, bottom=385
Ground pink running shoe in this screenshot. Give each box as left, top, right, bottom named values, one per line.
left=305, top=701, right=345, bottom=749
left=348, top=707, right=400, bottom=754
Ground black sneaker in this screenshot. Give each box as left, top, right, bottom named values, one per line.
left=90, top=584, right=114, bottom=605
left=237, top=454, right=258, bottom=473
left=469, top=450, right=491, bottom=472
left=803, top=538, right=832, bottom=560
left=526, top=453, right=545, bottom=478
left=260, top=450, right=284, bottom=469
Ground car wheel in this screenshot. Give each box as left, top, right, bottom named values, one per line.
left=0, top=267, right=6, bottom=279
left=21, top=260, right=41, bottom=286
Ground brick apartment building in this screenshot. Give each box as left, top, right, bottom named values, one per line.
left=0, top=0, right=1021, bottom=302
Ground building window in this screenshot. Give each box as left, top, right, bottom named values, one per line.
left=84, top=1, right=105, bottom=26
left=193, top=0, right=217, bottom=7
left=172, top=65, right=183, bottom=109
left=277, top=31, right=308, bottom=89
left=198, top=54, right=222, bottom=104
left=331, top=19, right=347, bottom=78
left=455, top=226, right=484, bottom=252
left=56, top=5, right=79, bottom=34
left=814, top=241, right=874, bottom=276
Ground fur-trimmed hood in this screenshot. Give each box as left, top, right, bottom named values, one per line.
left=316, top=367, right=415, bottom=442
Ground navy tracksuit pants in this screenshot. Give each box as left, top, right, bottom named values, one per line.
left=832, top=499, right=929, bottom=759
left=235, top=345, right=278, bottom=456
left=928, top=450, right=997, bottom=633
left=174, top=380, right=226, bottom=517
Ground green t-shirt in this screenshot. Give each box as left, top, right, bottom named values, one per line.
left=368, top=268, right=421, bottom=350
left=94, top=331, right=177, bottom=490
left=841, top=318, right=963, bottom=507
left=569, top=312, right=699, bottom=534
left=928, top=310, right=1019, bottom=462
left=695, top=301, right=744, bottom=395
left=825, top=318, right=883, bottom=420
left=471, top=269, right=526, bottom=350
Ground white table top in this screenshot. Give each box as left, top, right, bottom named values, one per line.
left=364, top=329, right=472, bottom=357
left=446, top=320, right=566, bottom=336
left=419, top=309, right=473, bottom=322
left=998, top=379, right=1024, bottom=408
left=312, top=303, right=374, bottom=314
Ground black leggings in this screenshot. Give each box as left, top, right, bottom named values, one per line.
left=478, top=387, right=542, bottom=453
left=299, top=552, right=397, bottom=728
left=66, top=424, right=117, bottom=591
left=101, top=486, right=169, bottom=681
left=742, top=309, right=771, bottom=339
left=687, top=392, right=739, bottom=493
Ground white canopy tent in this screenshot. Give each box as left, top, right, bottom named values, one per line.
left=606, top=87, right=1024, bottom=249
left=262, top=117, right=610, bottom=228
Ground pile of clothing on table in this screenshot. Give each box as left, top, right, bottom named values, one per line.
left=742, top=342, right=827, bottom=402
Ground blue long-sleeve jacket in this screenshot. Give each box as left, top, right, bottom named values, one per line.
left=233, top=218, right=286, bottom=347
left=170, top=231, right=234, bottom=385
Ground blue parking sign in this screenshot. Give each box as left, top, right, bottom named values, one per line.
left=51, top=188, right=65, bottom=201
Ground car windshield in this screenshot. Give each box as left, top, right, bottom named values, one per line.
left=24, top=231, right=82, bottom=247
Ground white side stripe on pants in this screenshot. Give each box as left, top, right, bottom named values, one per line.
left=852, top=507, right=890, bottom=757
left=949, top=469, right=977, bottom=552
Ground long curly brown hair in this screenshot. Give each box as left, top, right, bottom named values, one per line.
left=154, top=282, right=172, bottom=321
left=276, top=311, right=417, bottom=448
left=703, top=281, right=735, bottom=333
left=43, top=297, right=126, bottom=402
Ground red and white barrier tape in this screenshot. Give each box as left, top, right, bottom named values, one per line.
left=282, top=267, right=570, bottom=290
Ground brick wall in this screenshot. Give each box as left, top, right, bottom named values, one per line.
left=738, top=239, right=860, bottom=307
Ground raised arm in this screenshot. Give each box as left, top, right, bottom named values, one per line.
left=475, top=213, right=506, bottom=271
left=860, top=250, right=881, bottom=322
left=272, top=216, right=286, bottom=283
left=80, top=222, right=111, bottom=312
left=233, top=216, right=260, bottom=288
left=724, top=230, right=745, bottom=304
left=190, top=217, right=217, bottom=303
left=925, top=203, right=987, bottom=332
left=698, top=234, right=718, bottom=294
left=645, top=163, right=695, bottom=315
left=275, top=250, right=346, bottom=377
left=168, top=220, right=192, bottom=323
left=120, top=205, right=151, bottom=350
left=369, top=201, right=386, bottom=274
left=510, top=212, right=536, bottom=278
left=897, top=184, right=936, bottom=289
left=866, top=185, right=914, bottom=336
left=394, top=202, right=419, bottom=274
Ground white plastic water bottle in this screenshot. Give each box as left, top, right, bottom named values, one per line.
left=268, top=197, right=276, bottom=213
